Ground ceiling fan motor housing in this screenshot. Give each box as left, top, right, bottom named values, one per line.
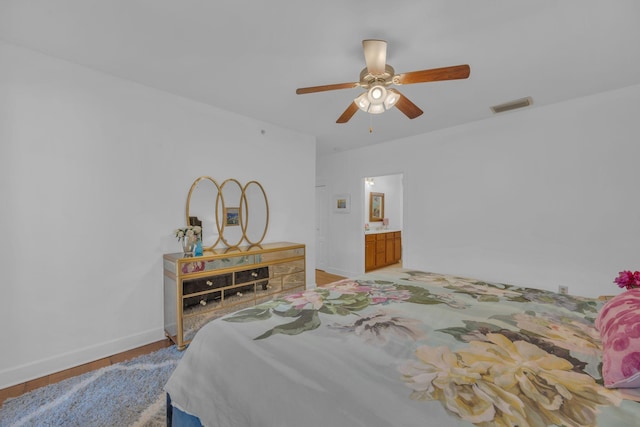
left=359, top=65, right=395, bottom=88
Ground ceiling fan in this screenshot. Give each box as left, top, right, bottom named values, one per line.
left=296, top=39, right=470, bottom=124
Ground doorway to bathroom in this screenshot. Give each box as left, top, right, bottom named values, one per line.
left=363, top=173, right=403, bottom=271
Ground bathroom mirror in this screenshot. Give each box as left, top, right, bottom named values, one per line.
left=369, top=192, right=385, bottom=222
left=242, top=181, right=269, bottom=245
left=186, top=176, right=221, bottom=250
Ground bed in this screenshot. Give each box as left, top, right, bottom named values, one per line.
left=164, top=268, right=640, bottom=426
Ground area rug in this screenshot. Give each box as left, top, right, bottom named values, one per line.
left=0, top=346, right=183, bottom=427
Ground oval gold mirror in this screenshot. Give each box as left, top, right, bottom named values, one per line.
left=242, top=180, right=269, bottom=245
left=185, top=176, right=221, bottom=251
left=218, top=178, right=244, bottom=248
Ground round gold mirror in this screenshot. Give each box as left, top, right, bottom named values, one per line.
left=185, top=176, right=221, bottom=251
left=217, top=178, right=244, bottom=248
left=186, top=176, right=270, bottom=250
left=242, top=180, right=269, bottom=245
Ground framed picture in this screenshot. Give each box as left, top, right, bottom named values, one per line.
left=369, top=192, right=384, bottom=222
left=224, top=207, right=240, bottom=226
left=333, top=194, right=351, bottom=214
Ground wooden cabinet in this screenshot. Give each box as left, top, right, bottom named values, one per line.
left=163, top=242, right=305, bottom=349
left=394, top=232, right=401, bottom=262
left=386, top=233, right=395, bottom=263
left=365, top=231, right=401, bottom=272
left=365, top=235, right=376, bottom=271
left=375, top=234, right=386, bottom=266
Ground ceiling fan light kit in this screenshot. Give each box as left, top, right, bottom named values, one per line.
left=384, top=89, right=400, bottom=109
left=295, top=39, right=471, bottom=124
left=355, top=85, right=399, bottom=114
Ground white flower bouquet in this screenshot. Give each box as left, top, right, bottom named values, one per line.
left=175, top=225, right=202, bottom=240
left=175, top=225, right=202, bottom=256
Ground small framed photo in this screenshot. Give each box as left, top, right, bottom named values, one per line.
left=224, top=207, right=240, bottom=226
left=333, top=194, right=351, bottom=214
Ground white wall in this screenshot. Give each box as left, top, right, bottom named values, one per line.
left=318, top=83, right=640, bottom=298
left=0, top=41, right=316, bottom=388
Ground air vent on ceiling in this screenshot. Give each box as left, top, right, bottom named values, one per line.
left=490, top=97, right=533, bottom=114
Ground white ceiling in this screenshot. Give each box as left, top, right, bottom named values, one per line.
left=2, top=1, right=639, bottom=156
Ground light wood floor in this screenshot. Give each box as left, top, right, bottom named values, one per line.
left=0, top=269, right=347, bottom=406
left=315, top=269, right=346, bottom=285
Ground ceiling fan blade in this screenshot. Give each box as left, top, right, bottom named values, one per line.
left=392, top=90, right=424, bottom=119
left=396, top=64, right=470, bottom=85
left=296, top=82, right=358, bottom=95
left=336, top=102, right=359, bottom=123
left=363, top=39, right=387, bottom=76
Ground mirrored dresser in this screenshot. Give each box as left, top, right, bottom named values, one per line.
left=163, top=242, right=305, bottom=349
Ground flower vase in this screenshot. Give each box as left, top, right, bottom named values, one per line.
left=181, top=236, right=196, bottom=257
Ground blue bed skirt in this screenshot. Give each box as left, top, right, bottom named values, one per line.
left=167, top=393, right=203, bottom=427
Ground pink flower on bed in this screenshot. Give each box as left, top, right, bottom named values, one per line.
left=326, top=280, right=410, bottom=304
left=325, top=279, right=372, bottom=294
left=369, top=284, right=411, bottom=304
left=614, top=270, right=640, bottom=290
left=283, top=290, right=325, bottom=310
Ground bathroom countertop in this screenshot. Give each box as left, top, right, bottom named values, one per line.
left=364, top=228, right=400, bottom=235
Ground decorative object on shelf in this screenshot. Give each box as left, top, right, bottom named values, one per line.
left=195, top=238, right=203, bottom=256
left=369, top=192, right=384, bottom=222
left=333, top=193, right=351, bottom=214
left=614, top=270, right=640, bottom=290
left=175, top=225, right=202, bottom=256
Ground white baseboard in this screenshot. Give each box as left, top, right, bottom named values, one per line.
left=0, top=328, right=166, bottom=390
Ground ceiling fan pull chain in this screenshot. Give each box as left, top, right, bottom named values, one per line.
left=369, top=114, right=373, bottom=133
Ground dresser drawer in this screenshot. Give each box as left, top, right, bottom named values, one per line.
left=184, top=274, right=232, bottom=295
left=183, top=274, right=232, bottom=308
left=235, top=267, right=269, bottom=290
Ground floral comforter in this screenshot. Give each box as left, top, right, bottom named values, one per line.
left=164, top=270, right=640, bottom=427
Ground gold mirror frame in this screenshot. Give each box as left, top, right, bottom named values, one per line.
left=218, top=178, right=245, bottom=248
left=241, top=180, right=269, bottom=245
left=185, top=176, right=269, bottom=250
left=369, top=192, right=385, bottom=222
left=185, top=176, right=222, bottom=251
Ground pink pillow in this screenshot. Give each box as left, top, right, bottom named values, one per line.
left=595, top=288, right=640, bottom=388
